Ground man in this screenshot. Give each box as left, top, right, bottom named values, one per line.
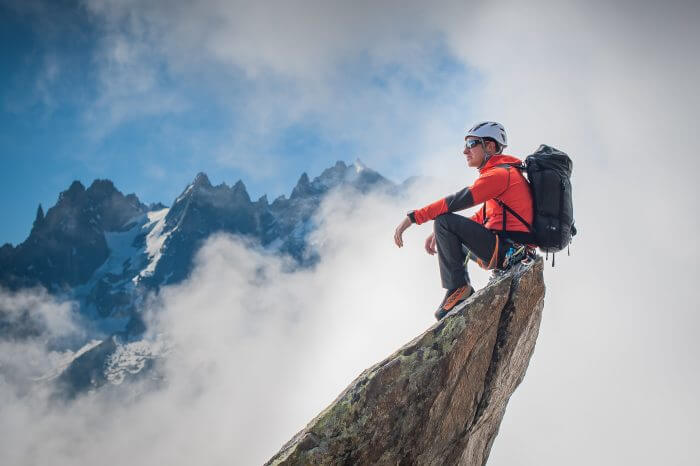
left=394, top=121, right=535, bottom=320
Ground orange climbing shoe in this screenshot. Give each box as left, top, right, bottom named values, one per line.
left=434, top=284, right=474, bottom=321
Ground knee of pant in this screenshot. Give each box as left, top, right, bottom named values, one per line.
left=434, top=213, right=451, bottom=229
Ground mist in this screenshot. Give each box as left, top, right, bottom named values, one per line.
left=1, top=182, right=475, bottom=465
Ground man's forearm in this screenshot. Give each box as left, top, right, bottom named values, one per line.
left=409, top=187, right=475, bottom=225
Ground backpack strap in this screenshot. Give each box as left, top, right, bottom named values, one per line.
left=481, top=163, right=531, bottom=232
left=494, top=199, right=532, bottom=232
left=498, top=162, right=526, bottom=171
left=492, top=164, right=533, bottom=233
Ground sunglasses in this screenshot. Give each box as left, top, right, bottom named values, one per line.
left=465, top=138, right=482, bottom=150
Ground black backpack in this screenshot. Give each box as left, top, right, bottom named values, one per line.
left=496, top=144, right=577, bottom=264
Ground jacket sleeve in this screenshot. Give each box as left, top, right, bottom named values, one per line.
left=409, top=185, right=474, bottom=225
left=408, top=169, right=509, bottom=225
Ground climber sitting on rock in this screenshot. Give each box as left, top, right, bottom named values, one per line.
left=394, top=121, right=535, bottom=321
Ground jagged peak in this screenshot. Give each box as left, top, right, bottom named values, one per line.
left=57, top=180, right=85, bottom=203
left=289, top=160, right=394, bottom=200
left=269, top=195, right=287, bottom=210
left=257, top=194, right=269, bottom=205
left=232, top=179, right=247, bottom=192
left=87, top=179, right=117, bottom=193
left=192, top=172, right=212, bottom=188
left=35, top=204, right=44, bottom=222
left=31, top=204, right=45, bottom=233
left=173, top=173, right=210, bottom=204
left=124, top=193, right=141, bottom=204
left=319, top=160, right=347, bottom=176
left=316, top=160, right=348, bottom=181
left=67, top=180, right=85, bottom=194
left=312, top=160, right=355, bottom=192
left=290, top=173, right=313, bottom=200
left=69, top=180, right=85, bottom=191
left=83, top=180, right=147, bottom=212
left=231, top=179, right=251, bottom=203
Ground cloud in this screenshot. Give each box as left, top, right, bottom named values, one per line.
left=0, top=286, right=85, bottom=395
left=84, top=0, right=456, bottom=78
left=0, top=180, right=480, bottom=465
left=75, top=0, right=700, bottom=191
left=70, top=0, right=477, bottom=181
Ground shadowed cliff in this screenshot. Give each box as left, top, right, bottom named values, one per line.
left=266, top=257, right=545, bottom=466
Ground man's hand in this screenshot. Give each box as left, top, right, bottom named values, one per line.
left=424, top=232, right=437, bottom=255
left=394, top=216, right=412, bottom=248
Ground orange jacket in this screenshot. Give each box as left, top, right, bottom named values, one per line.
left=408, top=154, right=534, bottom=233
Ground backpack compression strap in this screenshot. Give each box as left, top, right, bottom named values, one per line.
left=494, top=199, right=532, bottom=232
left=493, top=164, right=533, bottom=233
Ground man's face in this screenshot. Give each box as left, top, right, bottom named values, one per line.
left=464, top=137, right=486, bottom=168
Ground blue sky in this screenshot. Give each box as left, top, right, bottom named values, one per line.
left=1, top=0, right=477, bottom=246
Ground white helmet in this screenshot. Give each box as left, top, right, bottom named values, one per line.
left=466, top=121, right=507, bottom=151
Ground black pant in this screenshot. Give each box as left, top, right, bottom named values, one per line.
left=433, top=213, right=530, bottom=289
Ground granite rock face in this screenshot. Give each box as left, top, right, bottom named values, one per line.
left=266, top=258, right=545, bottom=466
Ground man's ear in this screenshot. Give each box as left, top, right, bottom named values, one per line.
left=486, top=140, right=496, bottom=154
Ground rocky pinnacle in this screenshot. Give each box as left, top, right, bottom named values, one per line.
left=266, top=257, right=545, bottom=466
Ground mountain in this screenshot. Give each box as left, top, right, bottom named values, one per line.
left=0, top=159, right=392, bottom=337
left=0, top=179, right=147, bottom=291
left=266, top=259, right=545, bottom=465
left=0, top=160, right=396, bottom=394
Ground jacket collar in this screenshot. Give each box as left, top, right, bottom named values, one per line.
left=478, top=154, right=523, bottom=174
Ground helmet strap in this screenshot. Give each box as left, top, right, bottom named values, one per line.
left=477, top=138, right=493, bottom=169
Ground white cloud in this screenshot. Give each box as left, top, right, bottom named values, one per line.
left=0, top=287, right=84, bottom=394
left=84, top=0, right=455, bottom=78
left=1, top=181, right=481, bottom=465
left=75, top=0, right=476, bottom=181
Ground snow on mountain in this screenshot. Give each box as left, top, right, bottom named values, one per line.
left=105, top=337, right=170, bottom=385
left=97, top=221, right=146, bottom=277
left=174, top=184, right=195, bottom=204
left=135, top=207, right=172, bottom=283
left=34, top=339, right=104, bottom=382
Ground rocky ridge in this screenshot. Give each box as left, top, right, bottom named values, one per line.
left=266, top=258, right=545, bottom=466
